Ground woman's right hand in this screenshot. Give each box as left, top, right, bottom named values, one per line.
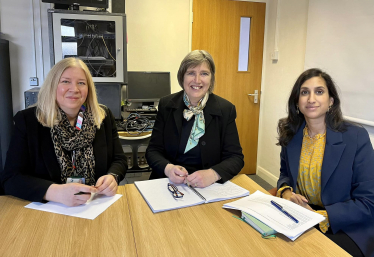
left=281, top=190, right=308, bottom=206
left=44, top=183, right=97, bottom=207
left=164, top=164, right=188, bottom=184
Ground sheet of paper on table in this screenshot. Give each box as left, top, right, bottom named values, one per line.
left=25, top=194, right=122, bottom=220
left=223, top=190, right=325, bottom=240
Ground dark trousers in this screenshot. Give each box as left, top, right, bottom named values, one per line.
left=310, top=204, right=364, bottom=257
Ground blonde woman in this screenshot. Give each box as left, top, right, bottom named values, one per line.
left=0, top=58, right=127, bottom=206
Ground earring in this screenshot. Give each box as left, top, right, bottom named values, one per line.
left=328, top=105, right=332, bottom=113
left=296, top=105, right=299, bottom=114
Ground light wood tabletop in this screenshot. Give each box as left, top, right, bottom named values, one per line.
left=126, top=174, right=351, bottom=257
left=0, top=186, right=136, bottom=257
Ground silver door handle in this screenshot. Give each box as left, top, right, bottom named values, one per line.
left=248, top=90, right=258, bottom=103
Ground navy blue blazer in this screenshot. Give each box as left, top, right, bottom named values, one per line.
left=145, top=91, right=244, bottom=182
left=277, top=123, right=374, bottom=256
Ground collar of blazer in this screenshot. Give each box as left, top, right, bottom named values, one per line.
left=166, top=91, right=223, bottom=135
left=286, top=121, right=346, bottom=193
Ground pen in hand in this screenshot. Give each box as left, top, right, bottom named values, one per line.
left=74, top=192, right=91, bottom=195
left=271, top=200, right=299, bottom=223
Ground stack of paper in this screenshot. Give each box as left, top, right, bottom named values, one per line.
left=241, top=211, right=276, bottom=237
left=223, top=191, right=325, bottom=240
left=135, top=178, right=249, bottom=213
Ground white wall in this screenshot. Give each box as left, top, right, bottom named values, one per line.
left=125, top=0, right=190, bottom=94
left=0, top=0, right=47, bottom=113
left=256, top=0, right=309, bottom=186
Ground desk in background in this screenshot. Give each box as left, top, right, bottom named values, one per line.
left=0, top=187, right=135, bottom=257
left=126, top=174, right=350, bottom=257
left=119, top=131, right=152, bottom=173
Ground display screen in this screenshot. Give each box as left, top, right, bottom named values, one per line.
left=127, top=72, right=171, bottom=102
left=42, top=0, right=108, bottom=8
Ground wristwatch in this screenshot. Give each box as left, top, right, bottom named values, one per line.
left=108, top=173, right=119, bottom=184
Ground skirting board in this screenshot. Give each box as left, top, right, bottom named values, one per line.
left=256, top=166, right=278, bottom=187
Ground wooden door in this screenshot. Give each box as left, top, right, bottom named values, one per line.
left=192, top=0, right=265, bottom=174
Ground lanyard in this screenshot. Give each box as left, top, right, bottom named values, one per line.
left=72, top=150, right=77, bottom=176
left=75, top=104, right=86, bottom=130
left=72, top=104, right=86, bottom=175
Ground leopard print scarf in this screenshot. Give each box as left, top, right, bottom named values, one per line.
left=51, top=108, right=96, bottom=185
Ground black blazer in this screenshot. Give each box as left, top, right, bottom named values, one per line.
left=145, top=91, right=244, bottom=182
left=0, top=106, right=127, bottom=202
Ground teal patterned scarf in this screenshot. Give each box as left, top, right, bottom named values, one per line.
left=183, top=92, right=209, bottom=153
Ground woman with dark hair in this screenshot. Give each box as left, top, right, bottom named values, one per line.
left=145, top=50, right=244, bottom=188
left=276, top=68, right=374, bottom=256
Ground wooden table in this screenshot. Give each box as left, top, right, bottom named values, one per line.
left=126, top=174, right=350, bottom=257
left=0, top=187, right=136, bottom=257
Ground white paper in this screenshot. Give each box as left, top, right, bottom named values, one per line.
left=223, top=190, right=325, bottom=239
left=25, top=194, right=122, bottom=220
left=195, top=181, right=249, bottom=203
left=135, top=178, right=205, bottom=213
left=135, top=178, right=249, bottom=213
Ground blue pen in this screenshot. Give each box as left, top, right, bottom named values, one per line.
left=271, top=200, right=299, bottom=223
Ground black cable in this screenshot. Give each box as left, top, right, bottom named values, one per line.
left=123, top=113, right=152, bottom=136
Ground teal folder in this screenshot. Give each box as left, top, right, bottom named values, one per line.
left=241, top=211, right=277, bottom=237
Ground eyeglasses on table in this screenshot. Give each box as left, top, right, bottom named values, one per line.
left=168, top=183, right=184, bottom=199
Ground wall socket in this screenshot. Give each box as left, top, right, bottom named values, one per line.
left=30, top=77, right=38, bottom=86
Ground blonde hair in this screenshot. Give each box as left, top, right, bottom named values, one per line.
left=36, top=58, right=106, bottom=128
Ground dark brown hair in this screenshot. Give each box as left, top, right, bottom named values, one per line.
left=277, top=68, right=346, bottom=147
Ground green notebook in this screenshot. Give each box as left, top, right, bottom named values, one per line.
left=241, top=211, right=277, bottom=237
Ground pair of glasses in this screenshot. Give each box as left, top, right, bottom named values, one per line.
left=168, top=183, right=184, bottom=199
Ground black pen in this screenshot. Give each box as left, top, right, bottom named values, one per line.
left=271, top=200, right=299, bottom=223
left=74, top=192, right=91, bottom=195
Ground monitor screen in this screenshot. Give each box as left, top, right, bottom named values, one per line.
left=95, top=83, right=122, bottom=120
left=42, top=0, right=108, bottom=8
left=127, top=72, right=171, bottom=102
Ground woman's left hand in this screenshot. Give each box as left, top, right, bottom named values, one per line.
left=95, top=175, right=118, bottom=196
left=186, top=169, right=218, bottom=188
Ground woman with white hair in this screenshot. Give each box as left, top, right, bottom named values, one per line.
left=0, top=58, right=127, bottom=206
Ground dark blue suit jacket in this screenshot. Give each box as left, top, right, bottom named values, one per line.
left=277, top=123, right=374, bottom=257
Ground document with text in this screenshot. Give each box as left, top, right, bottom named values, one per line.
left=25, top=194, right=122, bottom=220
left=135, top=178, right=249, bottom=213
left=223, top=190, right=325, bottom=239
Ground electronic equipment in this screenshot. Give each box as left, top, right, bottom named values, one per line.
left=48, top=9, right=127, bottom=83
left=127, top=72, right=171, bottom=103
left=95, top=83, right=122, bottom=120
left=116, top=114, right=154, bottom=135
left=25, top=88, right=40, bottom=108
left=125, top=108, right=157, bottom=113
left=42, top=0, right=108, bottom=8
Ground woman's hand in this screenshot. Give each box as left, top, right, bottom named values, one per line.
left=282, top=190, right=313, bottom=210
left=186, top=169, right=218, bottom=188
left=95, top=175, right=118, bottom=196
left=164, top=164, right=188, bottom=184
left=44, top=183, right=97, bottom=207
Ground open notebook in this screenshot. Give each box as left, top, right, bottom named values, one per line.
left=135, top=178, right=249, bottom=213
